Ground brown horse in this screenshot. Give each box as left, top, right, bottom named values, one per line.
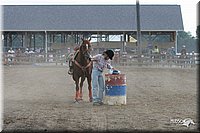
left=72, top=38, right=93, bottom=103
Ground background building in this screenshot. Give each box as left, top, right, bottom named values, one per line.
left=2, top=5, right=184, bottom=54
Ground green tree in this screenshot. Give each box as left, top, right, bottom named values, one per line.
left=177, top=31, right=197, bottom=53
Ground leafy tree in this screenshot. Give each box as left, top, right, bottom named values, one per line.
left=177, top=31, right=197, bottom=53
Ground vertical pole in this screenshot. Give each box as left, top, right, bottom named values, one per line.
left=100, top=34, right=102, bottom=42
left=64, top=33, right=66, bottom=43
left=120, top=35, right=123, bottom=51
left=30, top=33, right=32, bottom=49
left=45, top=31, right=48, bottom=62
left=53, top=33, right=55, bottom=43
left=33, top=34, right=36, bottom=51
left=25, top=32, right=28, bottom=49
left=43, top=33, right=45, bottom=50
left=105, top=34, right=109, bottom=41
left=8, top=33, right=12, bottom=48
left=96, top=32, right=99, bottom=53
left=123, top=32, right=126, bottom=52
left=61, top=32, right=63, bottom=43
left=5, top=33, right=8, bottom=49
left=21, top=34, right=24, bottom=48
left=175, top=31, right=178, bottom=54
left=136, top=0, right=141, bottom=55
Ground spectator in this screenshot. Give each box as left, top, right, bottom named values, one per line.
left=152, top=45, right=160, bottom=54
left=180, top=45, right=187, bottom=56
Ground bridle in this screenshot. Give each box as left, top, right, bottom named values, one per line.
left=74, top=39, right=92, bottom=73
left=74, top=57, right=92, bottom=71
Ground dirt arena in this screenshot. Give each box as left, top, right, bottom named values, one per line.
left=2, top=64, right=198, bottom=132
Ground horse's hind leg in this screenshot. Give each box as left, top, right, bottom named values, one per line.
left=87, top=76, right=92, bottom=102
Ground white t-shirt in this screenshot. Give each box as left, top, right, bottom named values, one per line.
left=92, top=54, right=113, bottom=72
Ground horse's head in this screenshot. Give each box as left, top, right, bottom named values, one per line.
left=79, top=38, right=92, bottom=60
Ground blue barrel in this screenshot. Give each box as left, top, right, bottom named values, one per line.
left=104, top=74, right=126, bottom=105
left=105, top=86, right=126, bottom=96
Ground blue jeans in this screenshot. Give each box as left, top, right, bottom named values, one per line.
left=92, top=68, right=105, bottom=103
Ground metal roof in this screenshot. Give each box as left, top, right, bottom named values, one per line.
left=3, top=5, right=184, bottom=31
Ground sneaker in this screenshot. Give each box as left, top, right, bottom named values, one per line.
left=93, top=102, right=101, bottom=106
left=93, top=101, right=103, bottom=106
left=99, top=101, right=104, bottom=105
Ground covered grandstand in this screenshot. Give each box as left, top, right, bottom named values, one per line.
left=2, top=5, right=184, bottom=54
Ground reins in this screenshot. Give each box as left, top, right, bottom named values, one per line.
left=74, top=60, right=92, bottom=71
left=74, top=51, right=92, bottom=74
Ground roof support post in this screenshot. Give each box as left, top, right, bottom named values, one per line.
left=45, top=31, right=48, bottom=62
left=4, top=33, right=8, bottom=49
left=175, top=31, right=178, bottom=54
left=136, top=0, right=141, bottom=55
left=33, top=34, right=36, bottom=51
left=123, top=32, right=126, bottom=52
left=61, top=32, right=64, bottom=43
left=8, top=33, right=12, bottom=48
left=75, top=33, right=79, bottom=44
left=21, top=34, right=24, bottom=48
left=25, top=32, right=28, bottom=49
left=120, top=35, right=123, bottom=51
left=30, top=33, right=32, bottom=49
left=105, top=34, right=109, bottom=42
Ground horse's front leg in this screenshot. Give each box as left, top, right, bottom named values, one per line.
left=75, top=78, right=80, bottom=102
left=79, top=77, right=85, bottom=100
left=87, top=76, right=92, bottom=102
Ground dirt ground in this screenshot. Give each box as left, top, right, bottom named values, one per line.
left=2, top=64, right=198, bottom=132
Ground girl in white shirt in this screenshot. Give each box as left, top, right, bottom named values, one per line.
left=91, top=49, right=115, bottom=105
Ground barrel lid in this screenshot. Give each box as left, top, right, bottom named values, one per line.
left=105, top=73, right=125, bottom=76
left=112, top=70, right=120, bottom=75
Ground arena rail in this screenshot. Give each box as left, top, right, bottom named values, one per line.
left=3, top=52, right=67, bottom=66
left=3, top=52, right=199, bottom=68
left=116, top=53, right=198, bottom=68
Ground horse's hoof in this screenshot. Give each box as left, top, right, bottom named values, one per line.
left=76, top=99, right=83, bottom=103
left=79, top=99, right=83, bottom=101
left=77, top=97, right=83, bottom=101
left=74, top=101, right=79, bottom=104
left=74, top=100, right=79, bottom=104
left=89, top=98, right=93, bottom=102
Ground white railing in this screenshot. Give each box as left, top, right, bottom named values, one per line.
left=113, top=53, right=198, bottom=68
left=3, top=52, right=199, bottom=68
left=3, top=52, right=68, bottom=65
